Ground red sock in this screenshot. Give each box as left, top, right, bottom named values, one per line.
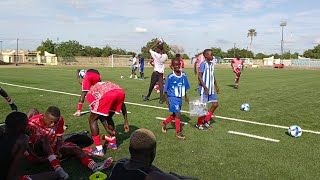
left=164, top=115, right=174, bottom=124
left=47, top=154, right=61, bottom=170
left=81, top=155, right=96, bottom=170
left=197, top=116, right=205, bottom=125
left=175, top=118, right=181, bottom=133
left=205, top=111, right=213, bottom=122
left=92, top=135, right=101, bottom=146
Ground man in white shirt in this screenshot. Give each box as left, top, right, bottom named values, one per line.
left=143, top=41, right=168, bottom=104
left=130, top=55, right=138, bottom=79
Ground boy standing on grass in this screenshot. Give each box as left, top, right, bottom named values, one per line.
left=160, top=57, right=190, bottom=140
left=231, top=54, right=244, bottom=89
left=138, top=54, right=145, bottom=79
left=130, top=55, right=138, bottom=79
left=196, top=49, right=220, bottom=130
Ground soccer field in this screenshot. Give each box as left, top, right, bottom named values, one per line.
left=1, top=66, right=320, bottom=179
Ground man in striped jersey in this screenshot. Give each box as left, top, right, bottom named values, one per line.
left=196, top=49, right=220, bottom=130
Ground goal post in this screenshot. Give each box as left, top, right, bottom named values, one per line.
left=110, top=54, right=133, bottom=68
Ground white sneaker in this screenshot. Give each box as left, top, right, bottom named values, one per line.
left=129, top=75, right=132, bottom=78
left=93, top=157, right=113, bottom=172
left=134, top=76, right=138, bottom=79
left=55, top=167, right=69, bottom=179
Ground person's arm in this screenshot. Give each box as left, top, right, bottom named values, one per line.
left=198, top=64, right=209, bottom=95
left=241, top=60, right=244, bottom=71
left=121, top=103, right=129, bottom=133
left=184, top=93, right=189, bottom=104
left=214, top=77, right=220, bottom=94
left=74, top=91, right=88, bottom=116
left=150, top=59, right=155, bottom=67
left=194, top=62, right=198, bottom=75
left=76, top=69, right=82, bottom=85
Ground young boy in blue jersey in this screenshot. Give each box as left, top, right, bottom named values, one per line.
left=138, top=54, right=145, bottom=79
left=160, top=58, right=190, bottom=140
left=196, top=49, right=220, bottom=130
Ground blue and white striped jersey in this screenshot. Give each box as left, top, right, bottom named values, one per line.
left=164, top=71, right=190, bottom=98
left=198, top=61, right=215, bottom=95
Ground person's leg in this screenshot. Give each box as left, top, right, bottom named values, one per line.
left=25, top=172, right=58, bottom=180
left=145, top=72, right=158, bottom=99
left=32, top=137, right=68, bottom=179
left=59, top=145, right=113, bottom=172
left=174, top=112, right=185, bottom=140
left=0, top=87, right=17, bottom=111
left=88, top=112, right=105, bottom=155
left=102, top=113, right=118, bottom=150
left=235, top=72, right=241, bottom=88
left=161, top=113, right=175, bottom=133
left=203, top=100, right=219, bottom=128
left=158, top=73, right=164, bottom=103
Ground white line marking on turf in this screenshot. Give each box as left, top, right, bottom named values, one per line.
left=156, top=117, right=189, bottom=125
left=80, top=110, right=131, bottom=115
left=1, top=81, right=319, bottom=135
left=228, top=131, right=280, bottom=142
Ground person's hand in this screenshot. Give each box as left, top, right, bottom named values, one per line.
left=166, top=99, right=170, bottom=106
left=124, top=124, right=130, bottom=133
left=185, top=96, right=189, bottom=104
left=216, top=87, right=220, bottom=94
left=73, top=111, right=81, bottom=117
left=205, top=88, right=209, bottom=96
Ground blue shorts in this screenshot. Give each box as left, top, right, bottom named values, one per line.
left=200, top=93, right=218, bottom=103
left=139, top=66, right=144, bottom=72
left=168, top=97, right=182, bottom=113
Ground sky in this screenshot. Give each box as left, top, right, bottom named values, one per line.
left=1, top=0, right=320, bottom=56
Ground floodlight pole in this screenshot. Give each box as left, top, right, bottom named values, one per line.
left=16, top=38, right=19, bottom=66
left=280, top=21, right=287, bottom=64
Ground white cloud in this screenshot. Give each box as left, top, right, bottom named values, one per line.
left=135, top=27, right=148, bottom=33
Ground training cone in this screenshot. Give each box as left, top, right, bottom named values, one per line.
left=89, top=171, right=108, bottom=180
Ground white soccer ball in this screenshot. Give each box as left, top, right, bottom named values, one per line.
left=241, top=103, right=250, bottom=111
left=79, top=69, right=87, bottom=79
left=238, top=64, right=243, bottom=70
left=288, top=125, right=302, bottom=138
left=120, top=76, right=124, bottom=79
left=157, top=38, right=164, bottom=44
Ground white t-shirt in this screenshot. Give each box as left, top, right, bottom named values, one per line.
left=132, top=57, right=137, bottom=67
left=149, top=49, right=168, bottom=73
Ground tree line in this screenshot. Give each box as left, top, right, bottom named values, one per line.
left=36, top=38, right=320, bottom=59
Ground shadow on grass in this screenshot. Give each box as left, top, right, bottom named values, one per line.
left=102, top=124, right=140, bottom=148
left=227, top=84, right=236, bottom=88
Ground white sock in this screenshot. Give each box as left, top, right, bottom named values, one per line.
left=96, top=145, right=103, bottom=151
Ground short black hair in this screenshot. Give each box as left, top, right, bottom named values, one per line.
left=171, top=57, right=180, bottom=64
left=203, top=49, right=212, bottom=56
left=5, top=112, right=28, bottom=130
left=156, top=44, right=164, bottom=51
left=175, top=54, right=181, bottom=58
left=46, top=106, right=61, bottom=118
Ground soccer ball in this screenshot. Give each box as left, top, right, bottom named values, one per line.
left=79, top=69, right=87, bottom=79
left=157, top=38, right=164, bottom=44
left=238, top=64, right=243, bottom=70
left=241, top=103, right=250, bottom=111
left=288, top=125, right=302, bottom=138
left=120, top=76, right=124, bottom=79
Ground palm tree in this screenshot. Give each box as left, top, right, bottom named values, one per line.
left=247, top=29, right=257, bottom=50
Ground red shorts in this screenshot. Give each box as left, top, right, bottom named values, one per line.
left=82, top=72, right=101, bottom=91
left=87, top=89, right=125, bottom=116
